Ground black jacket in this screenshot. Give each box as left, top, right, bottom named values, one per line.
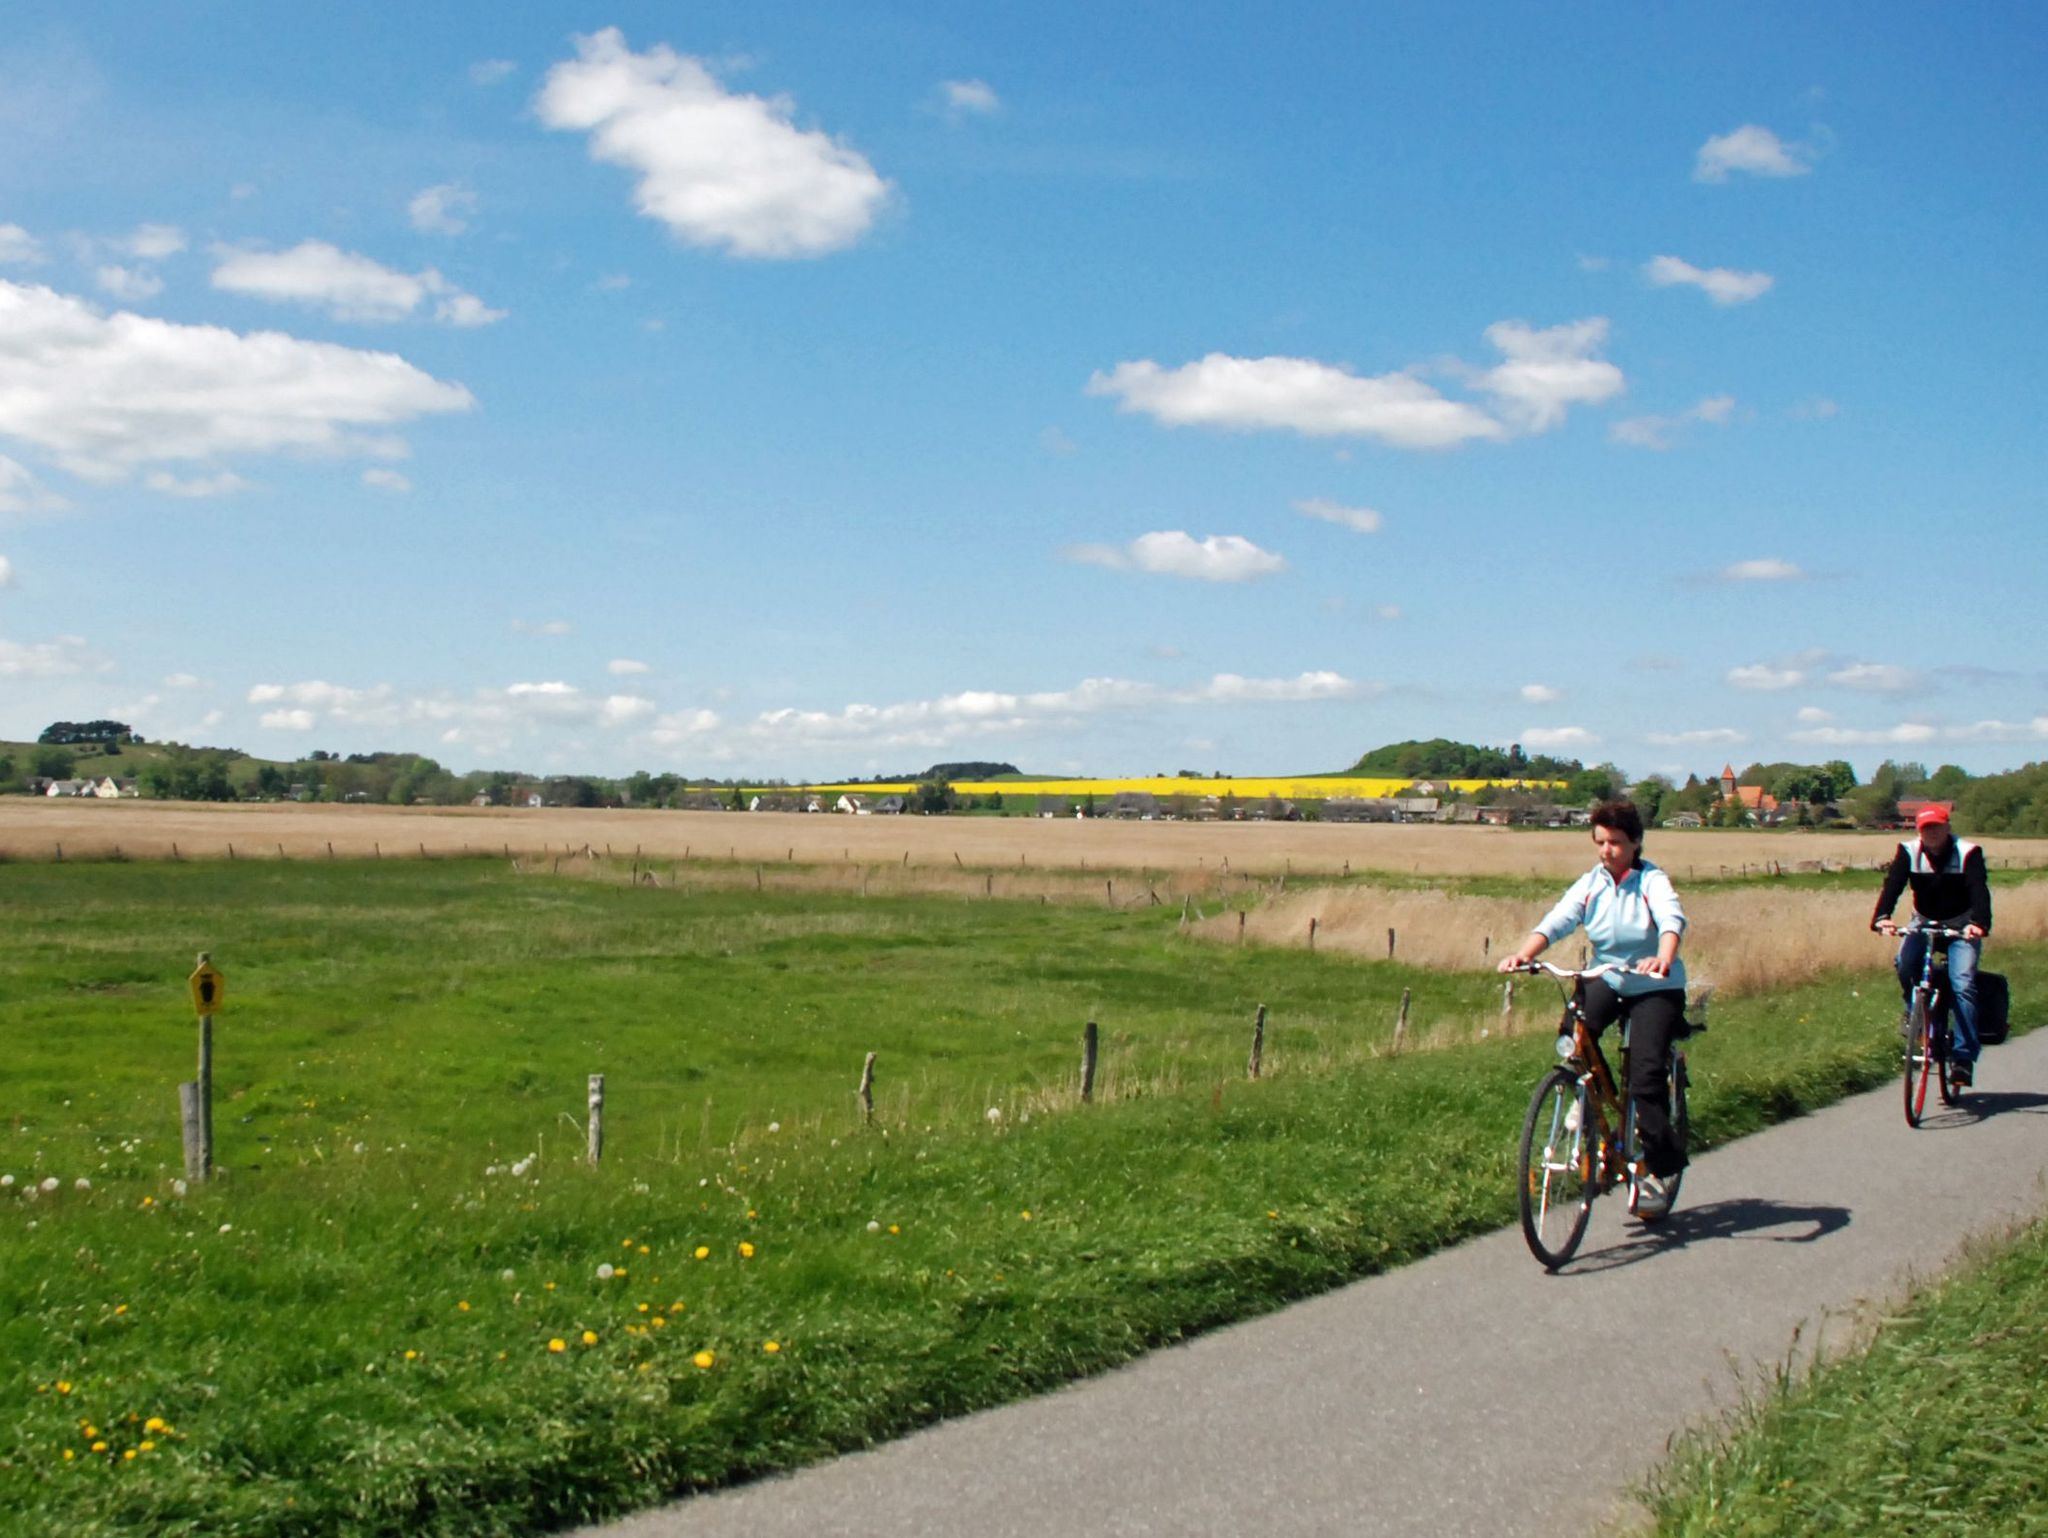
left=1873, top=835, right=1993, bottom=932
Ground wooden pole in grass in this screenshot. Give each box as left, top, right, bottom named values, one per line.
left=1081, top=1022, right=1098, bottom=1103
left=1387, top=927, right=1396, bottom=959
left=1238, top=910, right=1247, bottom=944
left=858, top=1053, right=876, bottom=1126
left=185, top=953, right=224, bottom=1182
left=1393, top=988, right=1411, bottom=1054
left=587, top=1075, right=605, bottom=1166
left=1308, top=916, right=1318, bottom=952
left=1248, top=1004, right=1267, bottom=1079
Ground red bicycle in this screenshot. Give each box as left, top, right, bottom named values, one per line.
left=1886, top=922, right=1968, bottom=1127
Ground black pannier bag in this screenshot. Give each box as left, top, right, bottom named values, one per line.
left=1976, top=971, right=2010, bottom=1047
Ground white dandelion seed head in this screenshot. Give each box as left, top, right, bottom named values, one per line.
left=171, top=1179, right=188, bottom=1196
left=0, top=1174, right=13, bottom=1187
left=767, top=1121, right=781, bottom=1133
left=74, top=1178, right=91, bottom=1191
left=501, top=1268, right=516, bottom=1281
left=985, top=1106, right=1002, bottom=1123
left=40, top=1177, right=59, bottom=1193
left=218, top=1223, right=233, bottom=1234
left=596, top=1262, right=615, bottom=1280
left=866, top=1220, right=881, bottom=1233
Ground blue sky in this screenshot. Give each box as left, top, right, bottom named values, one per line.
left=1, top=4, right=2042, bottom=782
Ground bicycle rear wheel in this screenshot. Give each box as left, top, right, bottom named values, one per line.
left=1518, top=1067, right=1594, bottom=1269
left=1903, top=990, right=1934, bottom=1128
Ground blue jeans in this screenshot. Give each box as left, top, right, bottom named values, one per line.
left=1896, top=930, right=1981, bottom=1066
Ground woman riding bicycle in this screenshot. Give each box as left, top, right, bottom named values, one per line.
left=1499, top=799, right=1690, bottom=1216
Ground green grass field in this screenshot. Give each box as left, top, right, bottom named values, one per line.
left=1, top=859, right=2038, bottom=1537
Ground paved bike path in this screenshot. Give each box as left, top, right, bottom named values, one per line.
left=577, top=1029, right=2048, bottom=1538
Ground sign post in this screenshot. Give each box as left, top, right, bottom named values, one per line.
left=185, top=953, right=226, bottom=1182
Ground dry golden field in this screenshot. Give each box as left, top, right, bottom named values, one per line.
left=6, top=796, right=2040, bottom=879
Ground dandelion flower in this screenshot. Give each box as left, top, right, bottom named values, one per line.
left=140, top=1440, right=156, bottom=1452
left=888, top=1224, right=900, bottom=1235
left=75, top=1178, right=92, bottom=1191
left=145, top=1418, right=165, bottom=1433
left=693, top=1350, right=715, bottom=1370
left=694, top=1246, right=709, bottom=1260
left=622, top=1238, right=635, bottom=1249
left=404, top=1349, right=418, bottom=1361
left=581, top=1330, right=598, bottom=1346
left=866, top=1220, right=881, bottom=1233
left=650, top=1316, right=667, bottom=1330
left=545, top=1282, right=557, bottom=1292
left=56, top=1382, right=72, bottom=1395
left=124, top=1448, right=138, bottom=1460
left=638, top=1244, right=650, bottom=1255
left=637, top=1303, right=650, bottom=1313
left=738, top=1242, right=755, bottom=1259
left=40, top=1177, right=59, bottom=1193
left=140, top=1197, right=154, bottom=1208
left=91, top=1441, right=108, bottom=1453
left=458, top=1301, right=471, bottom=1312
left=547, top=1339, right=566, bottom=1354
left=596, top=1263, right=615, bottom=1280
left=61, top=1449, right=74, bottom=1462
left=638, top=1361, right=652, bottom=1373
left=763, top=1340, right=781, bottom=1354
left=669, top=1301, right=685, bottom=1313
left=1020, top=1210, right=1032, bottom=1221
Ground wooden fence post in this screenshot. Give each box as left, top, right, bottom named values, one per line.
left=1081, top=1022, right=1098, bottom=1103
left=858, top=1052, right=876, bottom=1126
left=179, top=1082, right=205, bottom=1183
left=1248, top=1004, right=1267, bottom=1080
left=1238, top=910, right=1247, bottom=944
left=1393, top=988, right=1411, bottom=1054
left=587, top=1074, right=605, bottom=1166
left=1308, top=916, right=1318, bottom=952
left=1387, top=927, right=1396, bottom=959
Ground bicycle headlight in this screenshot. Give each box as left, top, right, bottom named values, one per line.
left=1555, top=1033, right=1574, bottom=1059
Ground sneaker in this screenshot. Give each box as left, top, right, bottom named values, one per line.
left=1951, top=1062, right=1974, bottom=1089
left=1634, top=1173, right=1672, bottom=1219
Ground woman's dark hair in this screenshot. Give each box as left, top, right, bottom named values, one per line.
left=1589, top=798, right=1645, bottom=848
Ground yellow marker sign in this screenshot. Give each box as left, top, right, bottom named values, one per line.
left=189, top=959, right=226, bottom=1017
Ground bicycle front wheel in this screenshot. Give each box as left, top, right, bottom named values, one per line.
left=1519, top=1067, right=1594, bottom=1269
left=1904, top=990, right=1934, bottom=1128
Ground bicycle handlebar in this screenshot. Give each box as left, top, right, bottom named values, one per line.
left=1502, top=959, right=1629, bottom=981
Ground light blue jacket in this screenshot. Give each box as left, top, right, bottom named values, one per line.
left=1533, top=858, right=1688, bottom=996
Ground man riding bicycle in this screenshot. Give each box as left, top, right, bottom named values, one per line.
left=1872, top=804, right=1992, bottom=1086
left=1499, top=799, right=1689, bottom=1216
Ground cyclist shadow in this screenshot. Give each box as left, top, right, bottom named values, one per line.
left=1558, top=1197, right=1852, bottom=1276
left=1919, top=1088, right=2048, bottom=1129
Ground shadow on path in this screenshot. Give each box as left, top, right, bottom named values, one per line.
left=1915, top=1088, right=2048, bottom=1132
left=1559, top=1197, right=1853, bottom=1277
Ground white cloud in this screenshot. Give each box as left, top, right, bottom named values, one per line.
left=1644, top=254, right=1774, bottom=305
left=512, top=618, right=573, bottom=637
left=0, top=279, right=473, bottom=483
left=1523, top=726, right=1596, bottom=750
left=1372, top=604, right=1402, bottom=621
left=95, top=265, right=163, bottom=302
left=144, top=469, right=250, bottom=499
left=409, top=183, right=479, bottom=235
left=1796, top=706, right=1833, bottom=724
left=1948, top=717, right=2048, bottom=743
left=1610, top=394, right=1737, bottom=451
left=607, top=658, right=651, bottom=675
left=0, top=554, right=11, bottom=586
left=1646, top=727, right=1744, bottom=746
left=1086, top=352, right=1506, bottom=449
left=1728, top=663, right=1806, bottom=691
left=1201, top=671, right=1358, bottom=703
left=0, top=454, right=67, bottom=514
left=940, top=79, right=1000, bottom=117
left=1720, top=557, right=1806, bottom=582
left=1790, top=722, right=1938, bottom=747
left=1520, top=683, right=1562, bottom=704
left=261, top=708, right=317, bottom=731
left=1827, top=662, right=1922, bottom=693
left=536, top=27, right=894, bottom=260
left=164, top=672, right=202, bottom=688
left=1067, top=531, right=1287, bottom=583
left=0, top=633, right=105, bottom=677
left=0, top=224, right=45, bottom=264
left=1695, top=124, right=1814, bottom=182
left=362, top=468, right=412, bottom=493
left=124, top=224, right=187, bottom=260
left=1790, top=397, right=1839, bottom=421
left=469, top=59, right=517, bottom=87
left=212, top=241, right=502, bottom=326
left=1294, top=497, right=1383, bottom=533
left=600, top=693, right=657, bottom=725
left=1472, top=318, right=1625, bottom=433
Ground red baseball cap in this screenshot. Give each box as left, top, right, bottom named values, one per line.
left=1915, top=805, right=1950, bottom=829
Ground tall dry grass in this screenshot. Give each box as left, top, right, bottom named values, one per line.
left=7, top=797, right=2041, bottom=879
left=1198, top=880, right=2048, bottom=998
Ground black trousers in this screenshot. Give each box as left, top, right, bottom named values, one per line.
left=1581, top=979, right=1688, bottom=1178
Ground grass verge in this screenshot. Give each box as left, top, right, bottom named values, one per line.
left=1645, top=1212, right=2048, bottom=1535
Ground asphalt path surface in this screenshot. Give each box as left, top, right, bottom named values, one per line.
left=577, top=1028, right=2048, bottom=1538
